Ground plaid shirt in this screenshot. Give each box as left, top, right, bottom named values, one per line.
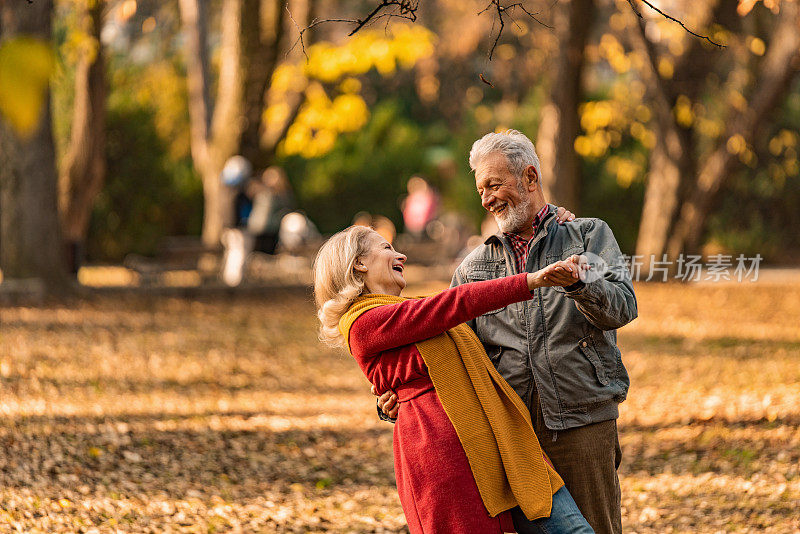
left=503, top=204, right=550, bottom=274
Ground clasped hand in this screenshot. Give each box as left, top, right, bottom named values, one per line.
left=527, top=254, right=591, bottom=290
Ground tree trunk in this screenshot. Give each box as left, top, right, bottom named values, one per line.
left=178, top=0, right=212, bottom=172
left=180, top=0, right=301, bottom=248
left=180, top=0, right=245, bottom=249
left=537, top=0, right=595, bottom=212
left=635, top=116, right=693, bottom=263
left=58, top=0, right=106, bottom=273
left=667, top=4, right=800, bottom=257
left=239, top=0, right=285, bottom=168
left=0, top=0, right=69, bottom=290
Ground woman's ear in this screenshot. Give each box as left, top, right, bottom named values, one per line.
left=353, top=261, right=368, bottom=273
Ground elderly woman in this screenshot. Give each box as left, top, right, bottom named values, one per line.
left=313, top=225, right=593, bottom=534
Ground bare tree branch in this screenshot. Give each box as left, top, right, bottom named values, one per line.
left=631, top=0, right=724, bottom=48
left=479, top=0, right=554, bottom=60
left=287, top=0, right=418, bottom=59
left=348, top=0, right=418, bottom=36
left=287, top=0, right=723, bottom=79
left=286, top=5, right=358, bottom=59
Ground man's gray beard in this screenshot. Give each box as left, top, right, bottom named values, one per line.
left=495, top=195, right=532, bottom=233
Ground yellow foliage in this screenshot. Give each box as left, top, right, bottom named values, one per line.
left=61, top=26, right=99, bottom=66
left=629, top=80, right=646, bottom=100
left=303, top=24, right=434, bottom=83
left=634, top=105, right=651, bottom=123
left=738, top=0, right=781, bottom=16
left=142, top=17, right=157, bottom=34
left=658, top=58, right=674, bottom=79
left=739, top=147, right=757, bottom=167
left=474, top=105, right=492, bottom=125
left=779, top=129, right=796, bottom=147
left=783, top=157, right=799, bottom=176
left=271, top=64, right=306, bottom=94
left=417, top=74, right=439, bottom=103
left=606, top=155, right=643, bottom=187
left=748, top=37, right=766, bottom=56
left=609, top=13, right=628, bottom=32
left=673, top=95, right=694, bottom=128
left=495, top=44, right=515, bottom=61
left=727, top=134, right=747, bottom=155
left=331, top=94, right=369, bottom=132
left=599, top=34, right=630, bottom=73
left=580, top=100, right=624, bottom=133
left=266, top=100, right=291, bottom=125
left=283, top=123, right=313, bottom=156
left=728, top=89, right=748, bottom=112
left=577, top=82, right=656, bottom=158
left=466, top=86, right=483, bottom=105
left=276, top=24, right=434, bottom=158
left=574, top=131, right=612, bottom=159
left=0, top=38, right=55, bottom=139
left=769, top=135, right=783, bottom=156
left=338, top=77, right=362, bottom=94
left=668, top=39, right=685, bottom=57
left=697, top=117, right=724, bottom=139
left=574, top=135, right=592, bottom=157
left=135, top=62, right=191, bottom=159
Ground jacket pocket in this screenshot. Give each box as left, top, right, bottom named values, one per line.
left=545, top=243, right=585, bottom=264
left=466, top=262, right=508, bottom=315
left=578, top=335, right=609, bottom=386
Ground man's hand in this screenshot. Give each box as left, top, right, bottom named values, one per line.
left=372, top=385, right=399, bottom=419
left=555, top=206, right=576, bottom=224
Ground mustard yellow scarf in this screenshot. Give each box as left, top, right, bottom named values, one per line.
left=340, top=293, right=563, bottom=520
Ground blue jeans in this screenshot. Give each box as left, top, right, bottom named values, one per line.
left=510, top=486, right=594, bottom=534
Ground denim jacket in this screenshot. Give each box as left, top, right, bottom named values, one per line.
left=450, top=205, right=637, bottom=431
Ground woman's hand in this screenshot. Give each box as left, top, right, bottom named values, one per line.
left=527, top=258, right=588, bottom=289
left=555, top=206, right=576, bottom=224
left=372, top=385, right=399, bottom=419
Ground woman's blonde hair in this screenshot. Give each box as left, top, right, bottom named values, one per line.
left=313, top=225, right=376, bottom=347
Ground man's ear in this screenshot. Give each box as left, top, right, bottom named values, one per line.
left=525, top=165, right=539, bottom=191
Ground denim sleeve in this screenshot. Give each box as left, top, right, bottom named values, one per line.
left=450, top=265, right=478, bottom=333
left=563, top=219, right=638, bottom=330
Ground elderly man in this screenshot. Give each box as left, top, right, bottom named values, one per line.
left=378, top=130, right=637, bottom=533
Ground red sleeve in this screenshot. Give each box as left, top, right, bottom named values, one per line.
left=349, top=273, right=532, bottom=356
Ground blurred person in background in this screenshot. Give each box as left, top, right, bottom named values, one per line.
left=401, top=175, right=440, bottom=241
left=247, top=166, right=294, bottom=255
left=313, top=225, right=593, bottom=534
left=220, top=155, right=254, bottom=286
left=278, top=211, right=320, bottom=255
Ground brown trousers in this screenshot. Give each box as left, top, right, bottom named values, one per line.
left=519, top=389, right=623, bottom=534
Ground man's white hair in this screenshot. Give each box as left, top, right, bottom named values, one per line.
left=469, top=129, right=541, bottom=181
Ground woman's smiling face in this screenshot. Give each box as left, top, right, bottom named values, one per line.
left=356, top=231, right=407, bottom=296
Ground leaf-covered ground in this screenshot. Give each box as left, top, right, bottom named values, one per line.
left=1, top=279, right=798, bottom=533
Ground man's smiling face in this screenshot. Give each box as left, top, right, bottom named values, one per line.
left=475, top=151, right=532, bottom=233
